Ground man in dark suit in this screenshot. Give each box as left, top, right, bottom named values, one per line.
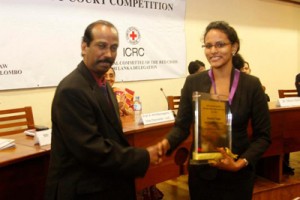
left=296, top=73, right=300, bottom=96
left=45, top=20, right=161, bottom=200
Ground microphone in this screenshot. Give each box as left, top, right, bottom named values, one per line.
left=160, top=88, right=173, bottom=113
left=160, top=88, right=168, bottom=101
left=160, top=88, right=177, bottom=117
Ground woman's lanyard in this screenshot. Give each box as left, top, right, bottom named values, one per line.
left=208, top=68, right=240, bottom=105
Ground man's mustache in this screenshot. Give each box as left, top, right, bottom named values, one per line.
left=96, top=59, right=114, bottom=65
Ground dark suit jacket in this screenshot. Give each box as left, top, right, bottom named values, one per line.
left=296, top=73, right=300, bottom=96
left=166, top=69, right=271, bottom=180
left=45, top=61, right=149, bottom=200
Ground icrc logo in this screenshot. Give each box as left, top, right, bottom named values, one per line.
left=126, top=27, right=140, bottom=45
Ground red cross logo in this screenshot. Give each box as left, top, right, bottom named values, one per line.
left=126, top=27, right=140, bottom=45
left=129, top=31, right=137, bottom=41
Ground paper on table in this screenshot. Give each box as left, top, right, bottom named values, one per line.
left=24, top=129, right=36, bottom=136
left=0, top=138, right=15, bottom=150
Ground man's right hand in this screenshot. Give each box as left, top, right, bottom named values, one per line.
left=157, top=139, right=170, bottom=156
left=146, top=145, right=162, bottom=165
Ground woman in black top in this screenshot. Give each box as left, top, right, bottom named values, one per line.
left=158, top=21, right=271, bottom=200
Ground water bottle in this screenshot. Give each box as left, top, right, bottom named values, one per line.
left=133, top=96, right=142, bottom=124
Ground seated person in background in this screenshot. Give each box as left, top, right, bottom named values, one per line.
left=240, top=61, right=251, bottom=74
left=234, top=54, right=270, bottom=101
left=296, top=73, right=300, bottom=96
left=188, top=60, right=206, bottom=74
left=104, top=66, right=116, bottom=86
left=280, top=73, right=300, bottom=175
left=104, top=68, right=133, bottom=116
left=262, top=85, right=270, bottom=102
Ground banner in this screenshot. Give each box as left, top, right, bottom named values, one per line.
left=0, top=0, right=186, bottom=90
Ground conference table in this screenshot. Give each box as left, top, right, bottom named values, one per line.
left=256, top=102, right=300, bottom=183
left=1, top=102, right=300, bottom=199
left=0, top=134, right=50, bottom=200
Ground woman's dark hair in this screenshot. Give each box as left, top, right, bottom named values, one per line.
left=82, top=20, right=117, bottom=46
left=203, top=21, right=240, bottom=52
left=232, top=53, right=245, bottom=70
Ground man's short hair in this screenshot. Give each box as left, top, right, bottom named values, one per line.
left=188, top=60, right=205, bottom=74
left=82, top=20, right=117, bottom=46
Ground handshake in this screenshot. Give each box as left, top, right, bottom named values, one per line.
left=146, top=139, right=170, bottom=165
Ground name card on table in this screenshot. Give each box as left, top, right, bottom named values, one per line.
left=34, top=129, right=52, bottom=146
left=277, top=97, right=300, bottom=107
left=141, top=110, right=175, bottom=125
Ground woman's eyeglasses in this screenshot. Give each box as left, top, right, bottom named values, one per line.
left=202, top=42, right=231, bottom=49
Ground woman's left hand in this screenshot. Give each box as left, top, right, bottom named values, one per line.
left=209, top=147, right=246, bottom=172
